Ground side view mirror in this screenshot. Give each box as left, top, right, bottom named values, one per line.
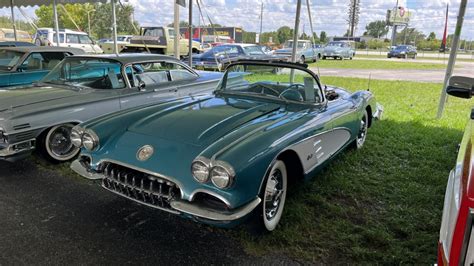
left=446, top=76, right=474, bottom=99
left=138, top=80, right=146, bottom=91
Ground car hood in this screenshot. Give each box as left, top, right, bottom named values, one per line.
left=0, top=85, right=81, bottom=112
left=126, top=96, right=282, bottom=147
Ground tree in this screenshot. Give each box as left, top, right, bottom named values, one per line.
left=347, top=0, right=360, bottom=37
left=0, top=16, right=35, bottom=34
left=35, top=3, right=139, bottom=39
left=167, top=21, right=191, bottom=27
left=364, top=20, right=388, bottom=38
left=276, top=26, right=292, bottom=44
left=319, top=31, right=327, bottom=43
left=243, top=31, right=256, bottom=43
left=396, top=27, right=425, bottom=45
left=427, top=32, right=436, bottom=41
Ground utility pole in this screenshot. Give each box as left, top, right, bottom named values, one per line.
left=10, top=0, right=17, bottom=41
left=53, top=0, right=60, bottom=46
left=350, top=0, right=357, bottom=37
left=259, top=1, right=263, bottom=44
left=188, top=0, right=193, bottom=66
left=437, top=0, right=468, bottom=118
left=174, top=2, right=180, bottom=59
left=111, top=0, right=118, bottom=55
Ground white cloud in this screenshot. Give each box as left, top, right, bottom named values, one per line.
left=1, top=0, right=472, bottom=39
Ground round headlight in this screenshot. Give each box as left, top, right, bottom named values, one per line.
left=70, top=126, right=84, bottom=148
left=82, top=129, right=99, bottom=151
left=210, top=163, right=235, bottom=189
left=191, top=160, right=210, bottom=183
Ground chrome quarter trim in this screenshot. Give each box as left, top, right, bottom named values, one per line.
left=460, top=209, right=474, bottom=264
left=170, top=197, right=261, bottom=221
left=189, top=188, right=233, bottom=208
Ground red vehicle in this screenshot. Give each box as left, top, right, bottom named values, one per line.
left=438, top=76, right=474, bottom=265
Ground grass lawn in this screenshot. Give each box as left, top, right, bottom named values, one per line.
left=355, top=53, right=474, bottom=62
left=310, top=59, right=449, bottom=70
left=235, top=77, right=471, bottom=263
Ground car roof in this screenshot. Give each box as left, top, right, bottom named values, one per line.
left=67, top=53, right=182, bottom=65
left=36, top=28, right=89, bottom=35
left=0, top=46, right=85, bottom=54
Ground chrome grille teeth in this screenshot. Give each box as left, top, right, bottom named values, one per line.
left=100, top=162, right=180, bottom=210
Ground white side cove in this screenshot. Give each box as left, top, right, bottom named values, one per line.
left=439, top=169, right=462, bottom=260
left=290, top=128, right=351, bottom=174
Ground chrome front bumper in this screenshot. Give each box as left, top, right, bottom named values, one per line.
left=71, top=158, right=260, bottom=222
left=0, top=138, right=36, bottom=161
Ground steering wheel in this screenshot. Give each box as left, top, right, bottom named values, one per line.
left=279, top=84, right=305, bottom=102
left=248, top=82, right=280, bottom=97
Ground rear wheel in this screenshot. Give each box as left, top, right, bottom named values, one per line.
left=352, top=110, right=368, bottom=149
left=38, top=124, right=80, bottom=163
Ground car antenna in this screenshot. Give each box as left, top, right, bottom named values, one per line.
left=367, top=73, right=372, bottom=91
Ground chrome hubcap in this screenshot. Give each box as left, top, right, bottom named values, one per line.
left=264, top=169, right=284, bottom=220
left=48, top=126, right=75, bottom=158
left=357, top=116, right=367, bottom=146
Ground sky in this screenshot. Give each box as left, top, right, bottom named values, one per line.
left=1, top=0, right=473, bottom=40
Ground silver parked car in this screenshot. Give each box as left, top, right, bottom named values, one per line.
left=0, top=54, right=223, bottom=163
left=322, top=41, right=356, bottom=60
left=274, top=40, right=319, bottom=63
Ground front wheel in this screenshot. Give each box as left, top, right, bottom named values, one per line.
left=38, top=124, right=80, bottom=163
left=299, top=56, right=305, bottom=64
left=255, top=160, right=288, bottom=232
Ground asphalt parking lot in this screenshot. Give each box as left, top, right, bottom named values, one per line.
left=0, top=159, right=294, bottom=264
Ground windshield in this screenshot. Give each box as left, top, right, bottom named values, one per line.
left=284, top=41, right=306, bottom=49
left=395, top=45, right=409, bottom=50
left=205, top=45, right=240, bottom=57
left=0, top=50, right=24, bottom=70
left=327, top=42, right=344, bottom=47
left=219, top=64, right=323, bottom=103
left=243, top=45, right=265, bottom=55
left=41, top=58, right=126, bottom=90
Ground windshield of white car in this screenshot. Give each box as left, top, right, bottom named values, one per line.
left=41, top=58, right=126, bottom=90
left=0, top=50, right=24, bottom=70
left=284, top=41, right=306, bottom=49
left=219, top=64, right=323, bottom=104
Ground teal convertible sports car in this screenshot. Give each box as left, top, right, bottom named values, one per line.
left=71, top=60, right=383, bottom=231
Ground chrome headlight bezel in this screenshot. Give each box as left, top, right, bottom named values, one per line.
left=82, top=129, right=100, bottom=151
left=210, top=161, right=235, bottom=189
left=191, top=157, right=211, bottom=183
left=70, top=125, right=84, bottom=148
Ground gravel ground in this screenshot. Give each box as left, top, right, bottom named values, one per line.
left=0, top=159, right=296, bottom=265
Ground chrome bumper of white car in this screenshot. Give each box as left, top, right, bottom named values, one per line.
left=71, top=158, right=260, bottom=222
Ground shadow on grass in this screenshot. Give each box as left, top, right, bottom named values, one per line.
left=235, top=118, right=463, bottom=264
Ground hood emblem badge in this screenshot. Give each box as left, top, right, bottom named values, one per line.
left=137, top=145, right=154, bottom=161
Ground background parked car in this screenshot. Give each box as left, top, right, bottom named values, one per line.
left=387, top=45, right=417, bottom=59
left=438, top=76, right=474, bottom=265
left=188, top=43, right=287, bottom=71
left=274, top=39, right=319, bottom=63
left=0, top=41, right=36, bottom=47
left=322, top=41, right=355, bottom=60
left=0, top=54, right=223, bottom=163
left=0, top=46, right=84, bottom=88
left=0, top=28, right=32, bottom=43
left=99, top=35, right=133, bottom=54
left=33, top=28, right=103, bottom=54
left=71, top=60, right=382, bottom=232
